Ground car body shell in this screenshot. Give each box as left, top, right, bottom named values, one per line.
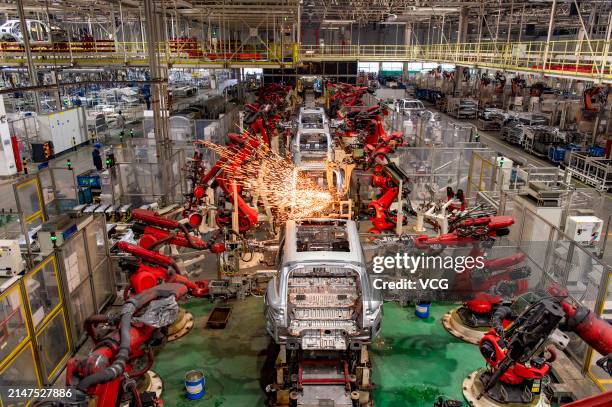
left=265, top=219, right=383, bottom=350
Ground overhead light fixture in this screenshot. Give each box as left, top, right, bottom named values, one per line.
left=322, top=19, right=355, bottom=25
left=409, top=7, right=459, bottom=14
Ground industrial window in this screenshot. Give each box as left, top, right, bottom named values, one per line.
left=381, top=62, right=403, bottom=72
left=408, top=62, right=424, bottom=71
left=357, top=62, right=379, bottom=73
left=411, top=63, right=455, bottom=73
left=243, top=68, right=263, bottom=75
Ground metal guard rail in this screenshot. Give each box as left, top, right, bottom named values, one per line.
left=0, top=39, right=609, bottom=80
left=300, top=40, right=612, bottom=81
left=0, top=41, right=299, bottom=67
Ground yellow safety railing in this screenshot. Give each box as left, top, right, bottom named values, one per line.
left=0, top=39, right=609, bottom=80
left=0, top=40, right=297, bottom=67
left=300, top=40, right=612, bottom=81
left=586, top=270, right=612, bottom=391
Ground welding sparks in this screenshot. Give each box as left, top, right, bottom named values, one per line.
left=198, top=134, right=336, bottom=220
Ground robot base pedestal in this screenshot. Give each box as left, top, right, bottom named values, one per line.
left=123, top=370, right=163, bottom=406
left=141, top=370, right=163, bottom=399
left=463, top=369, right=550, bottom=407
left=167, top=308, right=194, bottom=341
left=442, top=307, right=488, bottom=345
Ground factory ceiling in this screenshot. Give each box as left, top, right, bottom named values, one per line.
left=0, top=0, right=608, bottom=32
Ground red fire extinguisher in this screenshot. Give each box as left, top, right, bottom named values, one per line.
left=10, top=135, right=21, bottom=172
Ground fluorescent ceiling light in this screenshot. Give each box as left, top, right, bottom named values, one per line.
left=322, top=19, right=355, bottom=24
left=410, top=7, right=459, bottom=14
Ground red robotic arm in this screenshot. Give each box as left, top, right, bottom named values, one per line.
left=130, top=208, right=226, bottom=252
left=66, top=283, right=188, bottom=407
left=583, top=86, right=605, bottom=112
left=480, top=296, right=612, bottom=399
left=414, top=215, right=513, bottom=248
left=186, top=132, right=261, bottom=232
left=367, top=162, right=411, bottom=234
left=561, top=300, right=612, bottom=375
left=117, top=241, right=210, bottom=297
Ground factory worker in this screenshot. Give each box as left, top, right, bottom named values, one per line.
left=92, top=144, right=103, bottom=171
left=116, top=110, right=126, bottom=131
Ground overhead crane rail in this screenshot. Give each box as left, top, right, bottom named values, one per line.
left=0, top=39, right=610, bottom=81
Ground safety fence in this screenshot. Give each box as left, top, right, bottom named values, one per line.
left=8, top=115, right=39, bottom=163
left=110, top=107, right=241, bottom=206
left=0, top=255, right=72, bottom=395
left=0, top=215, right=115, bottom=397
left=391, top=145, right=493, bottom=204
left=113, top=148, right=186, bottom=206
left=0, top=171, right=115, bottom=397
left=466, top=150, right=570, bottom=203
left=54, top=215, right=115, bottom=346
left=37, top=166, right=79, bottom=217
left=395, top=112, right=477, bottom=147
left=467, top=149, right=612, bottom=251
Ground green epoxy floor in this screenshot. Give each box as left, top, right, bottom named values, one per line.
left=153, top=298, right=485, bottom=406
left=370, top=302, right=484, bottom=406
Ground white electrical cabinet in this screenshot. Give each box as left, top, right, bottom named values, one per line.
left=37, top=107, right=87, bottom=154
left=0, top=95, right=18, bottom=176
left=511, top=194, right=563, bottom=242
left=0, top=239, right=24, bottom=276
left=564, top=216, right=603, bottom=245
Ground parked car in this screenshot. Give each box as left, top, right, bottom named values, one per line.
left=396, top=98, right=426, bottom=115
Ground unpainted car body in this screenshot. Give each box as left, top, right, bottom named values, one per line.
left=293, top=107, right=333, bottom=168
left=0, top=19, right=71, bottom=43
left=265, top=218, right=382, bottom=351
left=292, top=128, right=334, bottom=168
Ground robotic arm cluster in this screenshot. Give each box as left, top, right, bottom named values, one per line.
left=117, top=209, right=226, bottom=298
left=478, top=295, right=612, bottom=404
left=183, top=84, right=292, bottom=233
left=184, top=131, right=261, bottom=233
left=414, top=210, right=531, bottom=327
left=60, top=283, right=188, bottom=407
left=367, top=159, right=412, bottom=234
left=328, top=82, right=370, bottom=117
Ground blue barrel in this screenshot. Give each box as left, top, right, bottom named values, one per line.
left=185, top=370, right=205, bottom=400
left=415, top=301, right=431, bottom=319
